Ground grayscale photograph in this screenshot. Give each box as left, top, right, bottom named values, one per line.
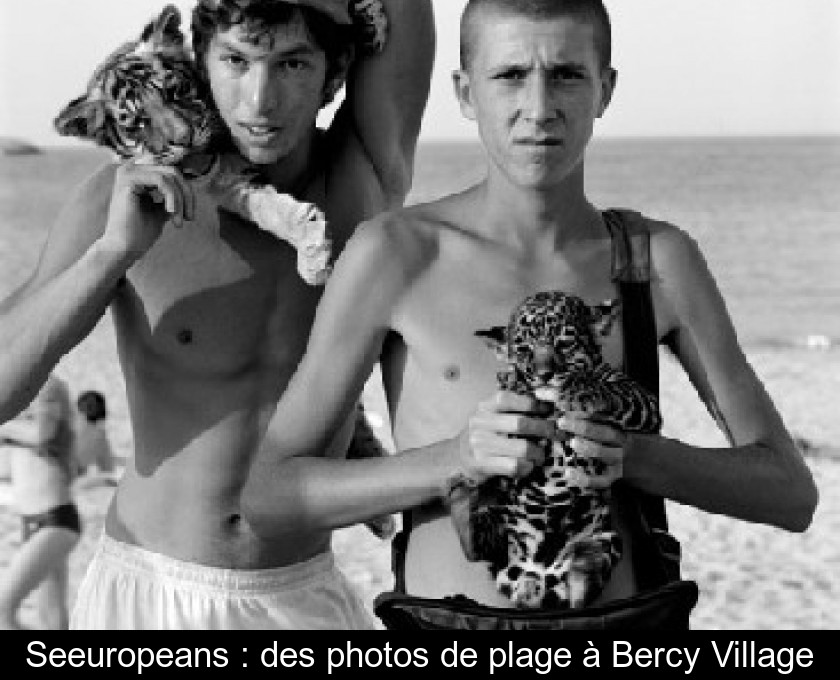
left=0, top=0, right=837, bottom=633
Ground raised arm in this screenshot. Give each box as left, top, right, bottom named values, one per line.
left=0, top=162, right=190, bottom=423
left=334, top=0, right=435, bottom=204
left=624, top=227, right=818, bottom=531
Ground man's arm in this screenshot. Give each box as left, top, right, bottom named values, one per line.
left=243, top=217, right=551, bottom=539
left=0, top=168, right=124, bottom=422
left=622, top=227, right=818, bottom=531
left=0, top=162, right=190, bottom=423
left=245, top=217, right=448, bottom=537
left=334, top=0, right=435, bottom=205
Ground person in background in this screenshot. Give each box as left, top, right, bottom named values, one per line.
left=0, top=375, right=80, bottom=630
left=72, top=390, right=119, bottom=486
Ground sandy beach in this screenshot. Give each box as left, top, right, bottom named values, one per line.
left=0, top=315, right=838, bottom=630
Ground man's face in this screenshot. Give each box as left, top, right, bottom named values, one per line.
left=205, top=12, right=329, bottom=166
left=454, top=11, right=615, bottom=190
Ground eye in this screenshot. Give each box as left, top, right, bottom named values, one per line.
left=495, top=68, right=527, bottom=82
left=279, top=58, right=312, bottom=74
left=170, top=80, right=194, bottom=99
left=551, top=67, right=585, bottom=83
left=221, top=53, right=247, bottom=71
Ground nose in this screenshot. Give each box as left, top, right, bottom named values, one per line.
left=533, top=345, right=555, bottom=378
left=522, top=73, right=555, bottom=123
left=244, top=64, right=280, bottom=114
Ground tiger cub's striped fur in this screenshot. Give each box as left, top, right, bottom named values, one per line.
left=54, top=4, right=331, bottom=285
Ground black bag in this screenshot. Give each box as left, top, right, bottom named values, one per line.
left=374, top=579, right=698, bottom=631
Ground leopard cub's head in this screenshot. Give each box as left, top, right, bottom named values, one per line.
left=476, top=291, right=621, bottom=390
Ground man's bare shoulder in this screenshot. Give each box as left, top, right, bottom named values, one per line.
left=343, top=192, right=472, bottom=275
left=646, top=217, right=707, bottom=281
left=646, top=215, right=729, bottom=334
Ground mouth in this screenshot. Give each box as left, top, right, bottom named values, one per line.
left=515, top=138, right=562, bottom=147
left=238, top=123, right=282, bottom=143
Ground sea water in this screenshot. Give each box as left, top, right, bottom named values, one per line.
left=2, top=137, right=839, bottom=350
left=408, top=136, right=840, bottom=352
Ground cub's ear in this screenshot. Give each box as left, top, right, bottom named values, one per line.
left=142, top=4, right=184, bottom=47
left=475, top=326, right=509, bottom=361
left=590, top=298, right=622, bottom=337
left=54, top=96, right=106, bottom=140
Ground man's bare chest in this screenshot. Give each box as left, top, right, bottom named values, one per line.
left=116, top=210, right=323, bottom=374
left=393, top=251, right=628, bottom=384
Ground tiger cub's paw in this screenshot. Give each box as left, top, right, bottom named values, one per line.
left=349, top=0, right=389, bottom=55
left=257, top=192, right=332, bottom=286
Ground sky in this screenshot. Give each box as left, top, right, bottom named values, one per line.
left=1, top=0, right=839, bottom=147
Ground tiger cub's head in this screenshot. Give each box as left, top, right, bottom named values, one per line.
left=54, top=4, right=221, bottom=165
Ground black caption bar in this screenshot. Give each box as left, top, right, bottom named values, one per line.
left=8, top=631, right=828, bottom=678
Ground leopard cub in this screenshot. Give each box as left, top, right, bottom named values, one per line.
left=448, top=290, right=662, bottom=609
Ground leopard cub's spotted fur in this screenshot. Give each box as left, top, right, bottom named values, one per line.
left=450, top=290, right=662, bottom=609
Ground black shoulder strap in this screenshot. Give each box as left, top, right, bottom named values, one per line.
left=603, top=209, right=660, bottom=396
left=603, top=208, right=675, bottom=589
left=392, top=515, right=410, bottom=593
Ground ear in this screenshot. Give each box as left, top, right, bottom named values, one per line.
left=475, top=326, right=509, bottom=362
left=53, top=96, right=106, bottom=140
left=590, top=298, right=621, bottom=337
left=596, top=66, right=617, bottom=118
left=142, top=4, right=184, bottom=48
left=452, top=69, right=476, bottom=122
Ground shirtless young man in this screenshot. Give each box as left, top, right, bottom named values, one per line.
left=0, top=0, right=434, bottom=629
left=243, top=0, right=818, bottom=625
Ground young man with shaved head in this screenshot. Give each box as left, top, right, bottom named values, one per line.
left=244, top=0, right=817, bottom=629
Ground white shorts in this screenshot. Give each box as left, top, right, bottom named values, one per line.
left=70, top=534, right=375, bottom=630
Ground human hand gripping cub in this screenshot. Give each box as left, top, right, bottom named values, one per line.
left=443, top=391, right=553, bottom=560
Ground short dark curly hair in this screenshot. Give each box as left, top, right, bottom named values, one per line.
left=191, top=0, right=355, bottom=89
left=77, top=390, right=107, bottom=423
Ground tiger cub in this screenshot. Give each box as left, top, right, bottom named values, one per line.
left=54, top=4, right=331, bottom=285
left=447, top=291, right=662, bottom=609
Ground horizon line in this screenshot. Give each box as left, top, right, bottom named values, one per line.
left=6, top=132, right=835, bottom=154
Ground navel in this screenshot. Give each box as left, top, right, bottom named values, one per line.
left=443, top=365, right=461, bottom=381
left=176, top=328, right=194, bottom=345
